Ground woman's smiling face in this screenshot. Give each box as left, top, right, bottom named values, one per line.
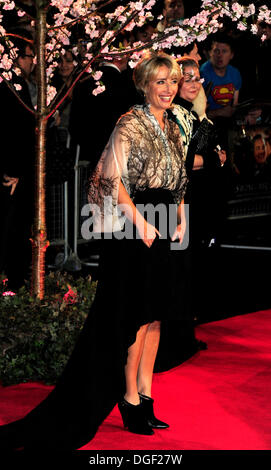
left=179, top=66, right=202, bottom=102
left=145, top=65, right=179, bottom=115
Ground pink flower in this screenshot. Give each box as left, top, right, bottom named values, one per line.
left=134, top=1, right=143, bottom=11
left=251, top=24, right=258, bottom=35
left=2, top=291, right=16, bottom=297
left=3, top=1, right=15, bottom=11
left=93, top=70, right=103, bottom=81
left=63, top=286, right=77, bottom=304
left=2, top=71, right=12, bottom=81
left=146, top=0, right=156, bottom=9
left=0, top=54, right=13, bottom=71
left=124, top=20, right=136, bottom=32
left=92, top=85, right=105, bottom=96
left=231, top=3, right=244, bottom=18
left=237, top=21, right=247, bottom=31
left=85, top=65, right=93, bottom=74
left=46, top=85, right=57, bottom=105
left=114, top=6, right=126, bottom=16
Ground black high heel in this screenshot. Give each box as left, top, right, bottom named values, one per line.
left=118, top=398, right=154, bottom=435
left=139, top=393, right=169, bottom=429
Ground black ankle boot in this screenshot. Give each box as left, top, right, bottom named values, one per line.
left=118, top=398, right=154, bottom=435
left=139, top=393, right=169, bottom=429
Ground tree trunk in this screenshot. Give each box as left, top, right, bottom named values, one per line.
left=31, top=3, right=49, bottom=299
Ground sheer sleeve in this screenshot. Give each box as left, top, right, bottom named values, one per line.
left=87, top=115, right=132, bottom=232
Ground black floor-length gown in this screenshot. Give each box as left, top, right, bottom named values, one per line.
left=0, top=191, right=196, bottom=450
left=0, top=107, right=198, bottom=450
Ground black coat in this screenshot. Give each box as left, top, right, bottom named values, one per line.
left=0, top=77, right=36, bottom=286
left=0, top=78, right=35, bottom=182
left=170, top=96, right=227, bottom=244
left=69, top=64, right=138, bottom=170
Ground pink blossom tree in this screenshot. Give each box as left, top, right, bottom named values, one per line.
left=0, top=0, right=270, bottom=298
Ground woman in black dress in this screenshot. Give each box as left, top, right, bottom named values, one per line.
left=170, top=57, right=227, bottom=319
left=0, top=51, right=189, bottom=449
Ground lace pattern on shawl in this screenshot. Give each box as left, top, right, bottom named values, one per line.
left=87, top=105, right=187, bottom=232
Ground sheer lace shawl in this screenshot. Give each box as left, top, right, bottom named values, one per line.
left=87, top=105, right=187, bottom=232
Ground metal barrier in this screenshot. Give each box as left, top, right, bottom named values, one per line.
left=227, top=194, right=271, bottom=220
left=46, top=132, right=99, bottom=270
left=226, top=182, right=271, bottom=220
left=47, top=181, right=69, bottom=267
left=221, top=181, right=271, bottom=251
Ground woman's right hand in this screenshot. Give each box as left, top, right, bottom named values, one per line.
left=117, top=182, right=161, bottom=247
left=3, top=175, right=19, bottom=195
left=137, top=218, right=161, bottom=248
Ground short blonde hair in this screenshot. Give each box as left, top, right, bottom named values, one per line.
left=133, top=50, right=181, bottom=94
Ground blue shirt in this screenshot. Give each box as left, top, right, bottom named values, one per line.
left=200, top=60, right=242, bottom=110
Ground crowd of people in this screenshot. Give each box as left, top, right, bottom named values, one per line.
left=0, top=0, right=271, bottom=450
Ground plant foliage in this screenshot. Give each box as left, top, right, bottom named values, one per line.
left=0, top=271, right=96, bottom=386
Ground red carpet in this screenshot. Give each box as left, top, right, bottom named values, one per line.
left=1, top=309, right=271, bottom=450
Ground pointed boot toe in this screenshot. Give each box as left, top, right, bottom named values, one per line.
left=139, top=393, right=169, bottom=429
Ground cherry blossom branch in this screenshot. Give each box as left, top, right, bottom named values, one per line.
left=95, top=7, right=222, bottom=61
left=5, top=32, right=34, bottom=45
left=45, top=0, right=149, bottom=101
left=0, top=70, right=36, bottom=114
left=1, top=0, right=271, bottom=110
left=45, top=57, right=97, bottom=119
left=47, top=0, right=119, bottom=32
left=45, top=0, right=118, bottom=64
left=46, top=0, right=152, bottom=114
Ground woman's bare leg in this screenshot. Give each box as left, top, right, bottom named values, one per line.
left=137, top=321, right=161, bottom=398
left=124, top=323, right=149, bottom=405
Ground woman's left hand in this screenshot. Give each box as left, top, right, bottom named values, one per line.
left=171, top=222, right=186, bottom=245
